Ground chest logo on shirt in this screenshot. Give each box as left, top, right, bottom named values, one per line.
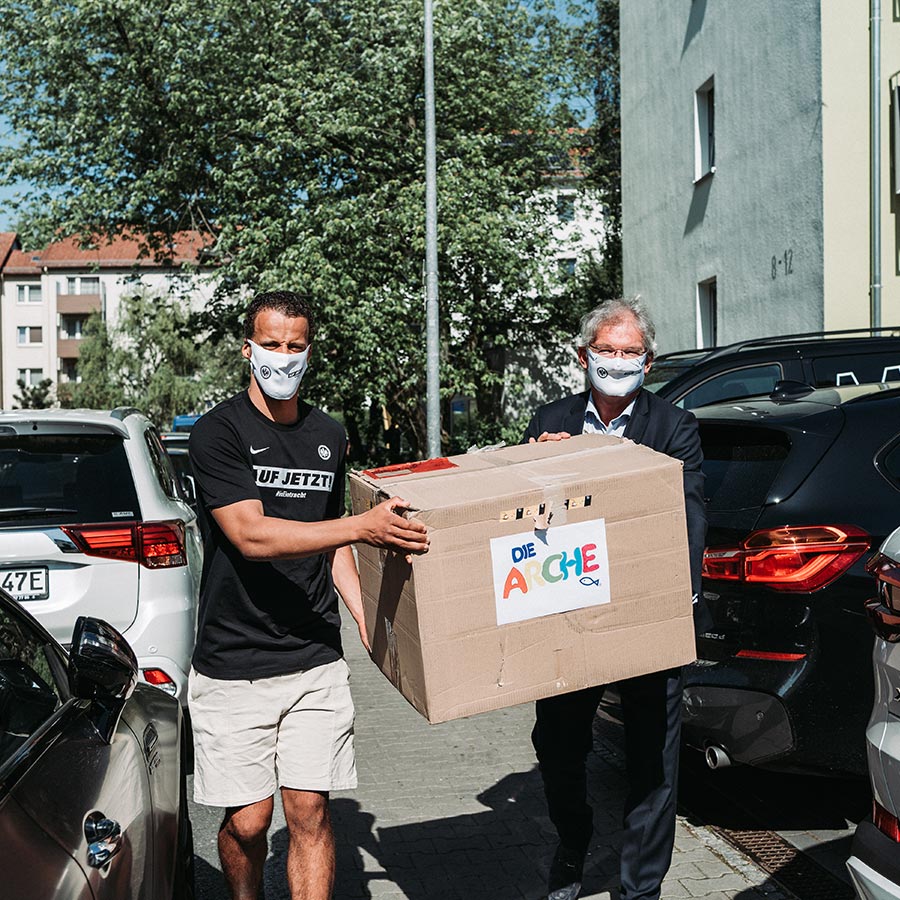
left=318, top=444, right=332, bottom=460
left=254, top=466, right=334, bottom=492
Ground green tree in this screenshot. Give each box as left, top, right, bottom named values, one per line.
left=0, top=0, right=605, bottom=458
left=62, top=294, right=243, bottom=429
left=13, top=376, right=53, bottom=409
left=573, top=0, right=622, bottom=303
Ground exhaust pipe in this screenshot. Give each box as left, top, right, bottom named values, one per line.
left=705, top=745, right=732, bottom=770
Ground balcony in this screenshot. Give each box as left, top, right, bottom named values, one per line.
left=57, top=338, right=82, bottom=359
left=57, top=294, right=101, bottom=314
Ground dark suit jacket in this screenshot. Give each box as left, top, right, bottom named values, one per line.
left=523, top=388, right=711, bottom=632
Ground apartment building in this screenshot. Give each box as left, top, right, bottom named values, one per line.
left=0, top=231, right=215, bottom=408
left=620, top=2, right=900, bottom=351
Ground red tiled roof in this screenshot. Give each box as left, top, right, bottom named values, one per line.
left=37, top=230, right=215, bottom=269
left=0, top=233, right=20, bottom=269
left=3, top=248, right=41, bottom=276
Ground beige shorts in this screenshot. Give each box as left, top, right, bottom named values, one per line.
left=189, top=658, right=357, bottom=807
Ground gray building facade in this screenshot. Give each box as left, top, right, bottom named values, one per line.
left=621, top=2, right=900, bottom=352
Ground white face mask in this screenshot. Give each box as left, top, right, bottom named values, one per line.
left=586, top=349, right=648, bottom=398
left=247, top=340, right=310, bottom=401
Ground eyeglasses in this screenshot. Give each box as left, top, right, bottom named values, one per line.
left=588, top=344, right=646, bottom=360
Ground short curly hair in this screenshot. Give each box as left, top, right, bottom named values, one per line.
left=243, top=290, right=316, bottom=342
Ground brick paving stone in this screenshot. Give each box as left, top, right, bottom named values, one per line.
left=190, top=616, right=797, bottom=900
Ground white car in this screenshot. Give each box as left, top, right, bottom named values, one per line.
left=848, top=525, right=900, bottom=899
left=0, top=408, right=201, bottom=703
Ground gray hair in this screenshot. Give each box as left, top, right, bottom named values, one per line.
left=577, top=295, right=658, bottom=358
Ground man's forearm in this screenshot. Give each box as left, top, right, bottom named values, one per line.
left=213, top=503, right=363, bottom=561
left=331, top=545, right=369, bottom=650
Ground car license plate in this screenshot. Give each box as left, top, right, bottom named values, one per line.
left=0, top=567, right=49, bottom=600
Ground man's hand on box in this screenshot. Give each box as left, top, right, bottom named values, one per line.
left=529, top=431, right=572, bottom=443
left=359, top=497, right=430, bottom=557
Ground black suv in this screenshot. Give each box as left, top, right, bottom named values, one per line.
left=646, top=328, right=900, bottom=410
left=682, top=382, right=900, bottom=775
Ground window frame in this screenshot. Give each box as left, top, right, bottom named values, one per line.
left=17, top=368, right=45, bottom=388
left=697, top=277, right=718, bottom=348
left=16, top=284, right=42, bottom=305
left=694, top=77, right=716, bottom=182
left=16, top=326, right=43, bottom=346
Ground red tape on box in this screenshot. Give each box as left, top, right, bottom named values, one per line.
left=361, top=457, right=459, bottom=479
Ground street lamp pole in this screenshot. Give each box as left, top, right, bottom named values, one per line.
left=871, top=0, right=882, bottom=330
left=424, top=0, right=441, bottom=458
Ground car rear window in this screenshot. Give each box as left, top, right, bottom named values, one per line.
left=700, top=425, right=791, bottom=512
left=878, top=435, right=900, bottom=490
left=678, top=363, right=783, bottom=410
left=0, top=434, right=140, bottom=525
left=644, top=358, right=702, bottom=393
left=812, top=352, right=900, bottom=387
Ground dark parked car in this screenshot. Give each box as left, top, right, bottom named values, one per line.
left=160, top=431, right=197, bottom=510
left=645, top=327, right=900, bottom=410
left=682, top=382, right=900, bottom=775
left=0, top=591, right=193, bottom=898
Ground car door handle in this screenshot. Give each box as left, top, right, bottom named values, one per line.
left=84, top=812, right=123, bottom=868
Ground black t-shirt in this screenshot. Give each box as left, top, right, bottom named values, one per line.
left=188, top=391, right=347, bottom=679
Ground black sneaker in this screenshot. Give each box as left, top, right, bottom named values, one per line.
left=547, top=844, right=584, bottom=900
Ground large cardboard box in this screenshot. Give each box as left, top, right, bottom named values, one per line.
left=349, top=434, right=696, bottom=724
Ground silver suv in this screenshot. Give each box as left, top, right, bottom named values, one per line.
left=848, top=524, right=900, bottom=899
left=0, top=408, right=201, bottom=703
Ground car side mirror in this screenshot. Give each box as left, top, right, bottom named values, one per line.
left=68, top=617, right=138, bottom=744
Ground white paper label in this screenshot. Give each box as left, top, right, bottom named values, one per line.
left=491, top=519, right=611, bottom=625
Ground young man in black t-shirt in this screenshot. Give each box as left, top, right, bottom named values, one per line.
left=188, top=290, right=429, bottom=900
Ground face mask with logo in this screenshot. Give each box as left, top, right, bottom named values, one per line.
left=247, top=340, right=310, bottom=401
left=586, top=349, right=648, bottom=398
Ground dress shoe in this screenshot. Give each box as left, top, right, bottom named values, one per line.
left=547, top=844, right=584, bottom=900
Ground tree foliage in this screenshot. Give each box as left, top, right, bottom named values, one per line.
left=0, top=0, right=617, bottom=459
left=13, top=377, right=53, bottom=409
left=60, top=294, right=243, bottom=429
left=567, top=0, right=622, bottom=304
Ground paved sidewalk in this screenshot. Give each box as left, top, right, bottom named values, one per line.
left=191, top=617, right=793, bottom=900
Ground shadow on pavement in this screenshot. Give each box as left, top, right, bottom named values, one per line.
left=678, top=748, right=871, bottom=833
left=239, top=768, right=622, bottom=900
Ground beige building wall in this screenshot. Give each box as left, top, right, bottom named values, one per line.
left=822, top=8, right=900, bottom=330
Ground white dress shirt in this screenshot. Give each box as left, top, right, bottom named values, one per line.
left=582, top=395, right=636, bottom=437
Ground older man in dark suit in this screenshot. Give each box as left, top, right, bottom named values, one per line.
left=525, top=296, right=708, bottom=900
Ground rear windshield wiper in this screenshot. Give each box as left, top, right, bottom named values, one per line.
left=0, top=507, right=78, bottom=519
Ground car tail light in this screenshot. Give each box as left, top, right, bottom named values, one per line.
left=702, top=525, right=870, bottom=592
left=61, top=521, right=186, bottom=569
left=864, top=550, right=900, bottom=641
left=867, top=551, right=900, bottom=603
left=874, top=799, right=900, bottom=842
left=139, top=522, right=187, bottom=569
left=142, top=668, right=178, bottom=696
left=735, top=650, right=807, bottom=661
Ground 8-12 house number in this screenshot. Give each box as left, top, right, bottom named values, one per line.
left=771, top=249, right=794, bottom=279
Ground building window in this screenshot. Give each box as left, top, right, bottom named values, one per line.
left=697, top=278, right=717, bottom=348
left=64, top=276, right=101, bottom=295
left=16, top=284, right=41, bottom=304
left=17, top=368, right=44, bottom=387
left=16, top=326, right=43, bottom=346
left=59, top=314, right=88, bottom=340
left=59, top=358, right=80, bottom=384
left=558, top=257, right=577, bottom=280
left=694, top=77, right=715, bottom=181
left=556, top=191, right=576, bottom=223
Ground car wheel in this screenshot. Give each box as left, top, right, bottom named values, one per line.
left=172, top=741, right=195, bottom=900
